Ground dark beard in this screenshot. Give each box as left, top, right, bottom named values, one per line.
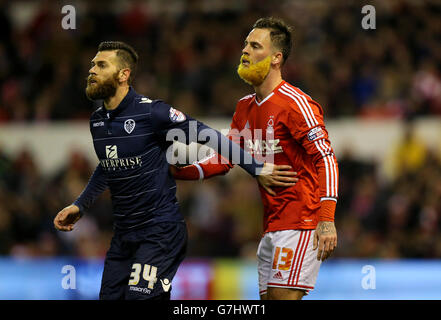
left=85, top=73, right=118, bottom=101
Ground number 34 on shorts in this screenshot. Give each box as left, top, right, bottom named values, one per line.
left=128, top=263, right=171, bottom=292
left=129, top=263, right=157, bottom=288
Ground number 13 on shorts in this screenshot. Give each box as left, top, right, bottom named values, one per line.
left=272, top=247, right=294, bottom=270
left=258, top=229, right=320, bottom=292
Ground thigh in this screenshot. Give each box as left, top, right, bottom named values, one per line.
left=267, top=287, right=305, bottom=300
left=256, top=233, right=273, bottom=298
left=125, top=221, right=188, bottom=300
left=99, top=234, right=135, bottom=300
left=267, top=229, right=320, bottom=296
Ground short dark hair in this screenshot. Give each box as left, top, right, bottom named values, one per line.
left=253, top=17, right=293, bottom=65
left=97, top=41, right=139, bottom=84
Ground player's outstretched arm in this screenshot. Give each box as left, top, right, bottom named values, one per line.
left=151, top=101, right=264, bottom=177
left=171, top=156, right=299, bottom=196
left=152, top=101, right=298, bottom=189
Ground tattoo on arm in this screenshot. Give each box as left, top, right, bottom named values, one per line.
left=317, top=221, right=336, bottom=235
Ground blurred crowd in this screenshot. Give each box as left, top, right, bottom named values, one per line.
left=0, top=0, right=441, bottom=121
left=1, top=121, right=441, bottom=259
left=1, top=0, right=441, bottom=260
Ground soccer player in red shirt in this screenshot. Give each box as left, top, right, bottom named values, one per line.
left=172, top=17, right=338, bottom=300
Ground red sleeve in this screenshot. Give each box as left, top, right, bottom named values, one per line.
left=285, top=97, right=339, bottom=221
left=320, top=200, right=337, bottom=222
left=171, top=164, right=200, bottom=180
left=172, top=150, right=234, bottom=180
left=172, top=112, right=240, bottom=180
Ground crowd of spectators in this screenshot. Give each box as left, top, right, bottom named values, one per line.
left=0, top=0, right=441, bottom=260
left=0, top=0, right=441, bottom=121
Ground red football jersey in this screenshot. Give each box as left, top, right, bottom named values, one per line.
left=174, top=80, right=339, bottom=233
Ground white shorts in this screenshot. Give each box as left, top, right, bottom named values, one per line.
left=257, top=229, right=321, bottom=296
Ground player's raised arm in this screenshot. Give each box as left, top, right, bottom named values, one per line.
left=54, top=164, right=108, bottom=231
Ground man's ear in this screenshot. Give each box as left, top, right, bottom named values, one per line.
left=119, top=68, right=131, bottom=83
left=272, top=52, right=283, bottom=67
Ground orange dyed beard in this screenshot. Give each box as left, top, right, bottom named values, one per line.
left=237, top=55, right=271, bottom=86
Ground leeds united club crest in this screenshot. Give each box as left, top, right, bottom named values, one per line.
left=124, top=119, right=136, bottom=134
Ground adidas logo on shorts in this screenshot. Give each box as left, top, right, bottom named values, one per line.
left=273, top=271, right=283, bottom=280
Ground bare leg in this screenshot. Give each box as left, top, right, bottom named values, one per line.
left=267, top=287, right=305, bottom=300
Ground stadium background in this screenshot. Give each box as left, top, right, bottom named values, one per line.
left=1, top=0, right=441, bottom=299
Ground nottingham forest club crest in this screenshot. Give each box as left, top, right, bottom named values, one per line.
left=124, top=119, right=136, bottom=134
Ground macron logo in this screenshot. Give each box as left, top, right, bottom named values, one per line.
left=160, top=278, right=171, bottom=292
left=93, top=121, right=104, bottom=127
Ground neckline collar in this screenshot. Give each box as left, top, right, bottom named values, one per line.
left=254, top=80, right=285, bottom=106
left=101, top=86, right=136, bottom=117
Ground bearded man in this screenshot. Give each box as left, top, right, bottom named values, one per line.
left=172, top=17, right=340, bottom=300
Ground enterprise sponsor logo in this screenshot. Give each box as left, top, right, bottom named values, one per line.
left=100, top=156, right=142, bottom=171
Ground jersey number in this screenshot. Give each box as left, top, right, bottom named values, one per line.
left=128, top=263, right=158, bottom=289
